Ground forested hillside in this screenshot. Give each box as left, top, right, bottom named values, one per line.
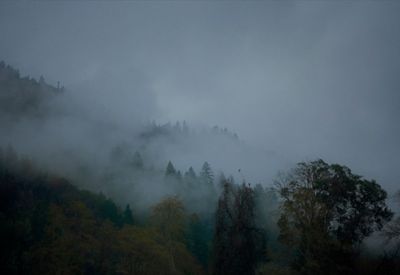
left=0, top=149, right=205, bottom=274
left=0, top=63, right=400, bottom=275
left=0, top=61, right=62, bottom=119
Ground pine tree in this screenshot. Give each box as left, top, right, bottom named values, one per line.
left=200, top=162, right=214, bottom=185
left=123, top=204, right=134, bottom=225
left=213, top=181, right=258, bottom=275
left=184, top=166, right=197, bottom=180
left=165, top=161, right=177, bottom=177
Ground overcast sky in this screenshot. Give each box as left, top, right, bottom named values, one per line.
left=0, top=1, right=399, bottom=191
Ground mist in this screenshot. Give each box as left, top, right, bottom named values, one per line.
left=1, top=1, right=400, bottom=274
left=1, top=1, right=399, bottom=196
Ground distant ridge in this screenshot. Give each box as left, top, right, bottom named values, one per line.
left=0, top=61, right=62, bottom=118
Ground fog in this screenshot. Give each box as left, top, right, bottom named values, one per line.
left=0, top=1, right=399, bottom=197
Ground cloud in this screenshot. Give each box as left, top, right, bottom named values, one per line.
left=0, top=1, right=399, bottom=192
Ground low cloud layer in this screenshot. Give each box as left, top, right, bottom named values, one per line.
left=0, top=1, right=399, bottom=193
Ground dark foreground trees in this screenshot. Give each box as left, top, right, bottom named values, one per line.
left=212, top=180, right=260, bottom=275
left=277, top=159, right=393, bottom=275
left=0, top=154, right=205, bottom=275
left=1, top=146, right=396, bottom=275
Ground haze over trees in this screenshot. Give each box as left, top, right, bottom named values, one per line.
left=0, top=63, right=399, bottom=275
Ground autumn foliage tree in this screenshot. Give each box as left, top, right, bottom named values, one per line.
left=150, top=196, right=205, bottom=275
left=277, top=159, right=393, bottom=275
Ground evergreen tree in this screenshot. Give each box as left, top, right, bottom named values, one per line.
left=234, top=183, right=257, bottom=275
left=252, top=184, right=279, bottom=263
left=165, top=161, right=177, bottom=177
left=213, top=180, right=258, bottom=275
left=187, top=214, right=211, bottom=269
left=123, top=204, right=134, bottom=225
left=184, top=166, right=197, bottom=180
left=200, top=162, right=214, bottom=185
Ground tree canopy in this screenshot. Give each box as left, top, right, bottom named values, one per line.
left=277, top=159, right=393, bottom=274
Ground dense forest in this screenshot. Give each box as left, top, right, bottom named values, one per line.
left=1, top=62, right=400, bottom=275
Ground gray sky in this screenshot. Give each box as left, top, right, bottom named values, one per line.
left=1, top=1, right=399, bottom=192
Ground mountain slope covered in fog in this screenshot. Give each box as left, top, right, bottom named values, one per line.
left=0, top=62, right=287, bottom=207
left=1, top=62, right=399, bottom=275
